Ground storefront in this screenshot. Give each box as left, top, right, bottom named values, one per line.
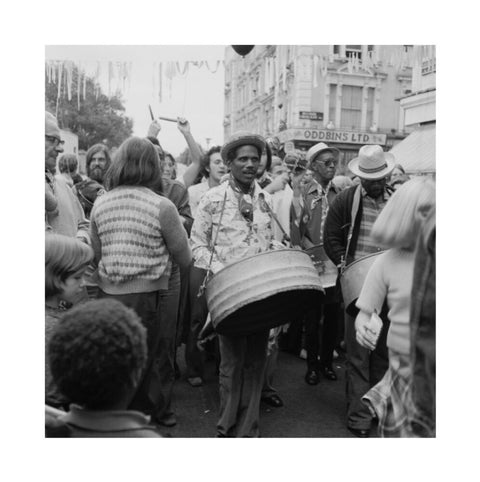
left=275, top=127, right=389, bottom=173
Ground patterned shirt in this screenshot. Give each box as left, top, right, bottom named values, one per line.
left=190, top=180, right=276, bottom=273
left=354, top=187, right=390, bottom=260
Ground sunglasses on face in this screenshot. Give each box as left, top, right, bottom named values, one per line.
left=314, top=159, right=338, bottom=168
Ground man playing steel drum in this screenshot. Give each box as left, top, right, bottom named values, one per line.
left=190, top=131, right=277, bottom=437
left=323, top=144, right=395, bottom=438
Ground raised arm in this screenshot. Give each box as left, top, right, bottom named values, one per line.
left=178, top=118, right=203, bottom=188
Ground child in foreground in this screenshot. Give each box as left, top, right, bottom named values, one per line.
left=46, top=299, right=162, bottom=437
left=45, top=233, right=93, bottom=408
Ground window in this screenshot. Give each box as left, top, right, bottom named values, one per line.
left=340, top=85, right=362, bottom=129
left=345, top=45, right=362, bottom=59
left=345, top=45, right=373, bottom=60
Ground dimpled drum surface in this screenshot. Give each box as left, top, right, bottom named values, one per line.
left=205, top=249, right=324, bottom=336
left=340, top=251, right=384, bottom=314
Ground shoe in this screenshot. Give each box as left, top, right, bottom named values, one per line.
left=156, top=413, right=177, bottom=427
left=347, top=426, right=370, bottom=438
left=305, top=370, right=320, bottom=385
left=261, top=394, right=284, bottom=408
left=187, top=376, right=203, bottom=387
left=320, top=366, right=337, bottom=381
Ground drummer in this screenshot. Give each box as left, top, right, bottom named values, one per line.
left=190, top=131, right=279, bottom=437
left=290, top=142, right=342, bottom=385
left=323, top=144, right=395, bottom=438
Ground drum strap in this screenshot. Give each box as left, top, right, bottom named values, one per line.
left=198, top=189, right=228, bottom=297
left=341, top=185, right=361, bottom=274
left=258, top=193, right=291, bottom=245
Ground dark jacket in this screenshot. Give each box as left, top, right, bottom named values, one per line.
left=323, top=185, right=362, bottom=266
left=162, top=178, right=194, bottom=236
left=290, top=180, right=339, bottom=249
left=323, top=184, right=393, bottom=266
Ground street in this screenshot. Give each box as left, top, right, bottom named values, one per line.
left=158, top=346, right=372, bottom=438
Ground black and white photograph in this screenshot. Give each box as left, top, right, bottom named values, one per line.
left=3, top=1, right=477, bottom=480
left=43, top=43, right=436, bottom=440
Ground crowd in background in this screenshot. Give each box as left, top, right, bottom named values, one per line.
left=45, top=110, right=435, bottom=438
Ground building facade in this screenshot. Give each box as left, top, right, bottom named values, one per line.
left=224, top=45, right=413, bottom=171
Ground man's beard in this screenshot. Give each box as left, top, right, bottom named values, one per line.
left=89, top=167, right=105, bottom=183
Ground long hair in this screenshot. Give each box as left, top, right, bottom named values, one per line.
left=86, top=144, right=111, bottom=170
left=371, top=176, right=435, bottom=250
left=104, top=137, right=162, bottom=190
left=45, top=234, right=94, bottom=298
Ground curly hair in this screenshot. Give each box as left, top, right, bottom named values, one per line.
left=45, top=233, right=94, bottom=298
left=48, top=299, right=147, bottom=410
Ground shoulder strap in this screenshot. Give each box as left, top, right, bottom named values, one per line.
left=341, top=185, right=361, bottom=273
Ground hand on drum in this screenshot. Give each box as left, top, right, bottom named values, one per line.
left=355, top=310, right=379, bottom=351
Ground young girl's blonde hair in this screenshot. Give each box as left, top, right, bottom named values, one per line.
left=371, top=176, right=435, bottom=250
left=45, top=234, right=94, bottom=298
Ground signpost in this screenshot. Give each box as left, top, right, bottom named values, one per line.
left=299, top=111, right=323, bottom=121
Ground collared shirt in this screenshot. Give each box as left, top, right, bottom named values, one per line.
left=190, top=180, right=275, bottom=273
left=354, top=187, right=389, bottom=260
left=60, top=404, right=162, bottom=438
left=292, top=179, right=338, bottom=248
left=188, top=178, right=210, bottom=218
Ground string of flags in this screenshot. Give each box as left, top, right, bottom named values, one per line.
left=45, top=59, right=225, bottom=109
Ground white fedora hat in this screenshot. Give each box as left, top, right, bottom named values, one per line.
left=306, top=142, right=340, bottom=167
left=348, top=145, right=395, bottom=180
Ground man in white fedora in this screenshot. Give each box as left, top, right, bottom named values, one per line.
left=290, top=142, right=343, bottom=386
left=324, top=144, right=395, bottom=437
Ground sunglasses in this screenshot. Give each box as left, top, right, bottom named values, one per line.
left=314, top=159, right=338, bottom=168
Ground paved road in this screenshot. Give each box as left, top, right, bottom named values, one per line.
left=156, top=346, right=373, bottom=438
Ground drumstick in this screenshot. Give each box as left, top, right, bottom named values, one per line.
left=158, top=115, right=188, bottom=125
left=148, top=105, right=155, bottom=121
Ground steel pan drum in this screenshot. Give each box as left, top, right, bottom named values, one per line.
left=304, top=245, right=338, bottom=289
left=205, top=249, right=324, bottom=336
left=340, top=251, right=384, bottom=314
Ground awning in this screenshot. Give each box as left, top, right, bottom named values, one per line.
left=389, top=123, right=436, bottom=174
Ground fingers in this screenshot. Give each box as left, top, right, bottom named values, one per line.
left=355, top=325, right=377, bottom=351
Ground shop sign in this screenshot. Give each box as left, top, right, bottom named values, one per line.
left=277, top=128, right=387, bottom=145
left=299, top=111, right=323, bottom=121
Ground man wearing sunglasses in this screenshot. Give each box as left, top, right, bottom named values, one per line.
left=45, top=112, right=89, bottom=245
left=190, top=131, right=278, bottom=437
left=290, top=143, right=342, bottom=388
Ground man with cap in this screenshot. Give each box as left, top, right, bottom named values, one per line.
left=190, top=131, right=278, bottom=437
left=324, top=144, right=395, bottom=437
left=45, top=112, right=90, bottom=244
left=290, top=143, right=342, bottom=385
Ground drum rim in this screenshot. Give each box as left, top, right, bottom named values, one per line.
left=342, top=250, right=385, bottom=271
left=205, top=248, right=310, bottom=286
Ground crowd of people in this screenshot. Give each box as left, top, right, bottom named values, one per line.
left=45, top=110, right=435, bottom=438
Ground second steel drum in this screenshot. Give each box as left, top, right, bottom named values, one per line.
left=340, top=251, right=384, bottom=315
left=205, top=249, right=324, bottom=336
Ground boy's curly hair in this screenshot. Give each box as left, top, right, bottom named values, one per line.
left=48, top=299, right=147, bottom=410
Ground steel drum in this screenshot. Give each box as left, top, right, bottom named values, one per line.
left=340, top=251, right=384, bottom=314
left=304, top=244, right=338, bottom=289
left=205, top=249, right=324, bottom=336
